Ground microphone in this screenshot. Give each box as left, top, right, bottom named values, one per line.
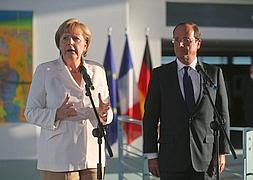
left=79, top=65, right=95, bottom=90
left=196, top=64, right=217, bottom=89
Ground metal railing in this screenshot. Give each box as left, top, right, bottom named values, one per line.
left=117, top=115, right=150, bottom=180
left=230, top=127, right=253, bottom=180
left=117, top=116, right=253, bottom=180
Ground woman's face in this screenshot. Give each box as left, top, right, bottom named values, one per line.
left=59, top=28, right=87, bottom=61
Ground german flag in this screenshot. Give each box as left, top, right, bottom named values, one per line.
left=138, top=35, right=153, bottom=117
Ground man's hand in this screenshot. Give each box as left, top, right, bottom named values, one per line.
left=148, top=158, right=160, bottom=177
left=219, top=154, right=226, bottom=172
left=213, top=154, right=226, bottom=175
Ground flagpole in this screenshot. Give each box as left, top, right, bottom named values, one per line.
left=145, top=27, right=150, bottom=37
left=125, top=27, right=128, bottom=36
left=107, top=26, right=112, bottom=36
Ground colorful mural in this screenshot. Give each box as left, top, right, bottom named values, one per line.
left=0, top=11, right=32, bottom=123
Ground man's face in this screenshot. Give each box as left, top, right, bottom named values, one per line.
left=250, top=65, right=253, bottom=75
left=173, top=24, right=201, bottom=65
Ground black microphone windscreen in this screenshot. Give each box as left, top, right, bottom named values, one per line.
left=79, top=65, right=86, bottom=73
left=196, top=64, right=202, bottom=72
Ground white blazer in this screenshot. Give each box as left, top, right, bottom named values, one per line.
left=24, top=57, right=113, bottom=171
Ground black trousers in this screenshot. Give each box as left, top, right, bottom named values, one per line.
left=160, top=164, right=215, bottom=180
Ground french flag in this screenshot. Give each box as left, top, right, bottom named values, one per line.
left=118, top=34, right=142, bottom=144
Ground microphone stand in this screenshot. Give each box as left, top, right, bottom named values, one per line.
left=83, top=76, right=113, bottom=180
left=202, top=80, right=237, bottom=180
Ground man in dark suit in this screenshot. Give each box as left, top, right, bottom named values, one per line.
left=143, top=22, right=230, bottom=180
left=241, top=64, right=253, bottom=127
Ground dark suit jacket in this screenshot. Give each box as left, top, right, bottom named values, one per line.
left=241, top=74, right=253, bottom=127
left=143, top=60, right=230, bottom=173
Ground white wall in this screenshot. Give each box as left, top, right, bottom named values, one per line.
left=1, top=0, right=127, bottom=70
left=1, top=0, right=253, bottom=159
left=0, top=123, right=40, bottom=159
left=0, top=0, right=128, bottom=159
left=128, top=0, right=253, bottom=76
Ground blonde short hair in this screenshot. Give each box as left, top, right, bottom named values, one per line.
left=55, top=18, right=92, bottom=57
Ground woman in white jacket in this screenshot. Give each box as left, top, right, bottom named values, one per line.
left=24, top=18, right=113, bottom=180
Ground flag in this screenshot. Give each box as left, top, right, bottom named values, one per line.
left=138, top=35, right=153, bottom=117
left=118, top=34, right=142, bottom=144
left=103, top=34, right=118, bottom=145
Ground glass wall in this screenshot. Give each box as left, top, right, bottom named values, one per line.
left=162, top=56, right=252, bottom=65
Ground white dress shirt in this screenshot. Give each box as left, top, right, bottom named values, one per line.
left=176, top=58, right=200, bottom=103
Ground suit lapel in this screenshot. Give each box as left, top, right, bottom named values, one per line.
left=170, top=61, right=187, bottom=109
left=56, top=57, right=83, bottom=90
left=192, top=61, right=205, bottom=114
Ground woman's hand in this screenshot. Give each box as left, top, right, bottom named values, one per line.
left=55, top=95, right=77, bottom=120
left=97, top=93, right=110, bottom=123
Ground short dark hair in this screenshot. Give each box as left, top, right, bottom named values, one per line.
left=173, top=22, right=201, bottom=39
